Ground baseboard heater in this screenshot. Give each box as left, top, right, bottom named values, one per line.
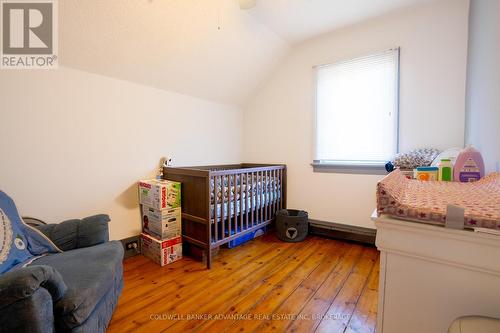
left=309, top=219, right=376, bottom=245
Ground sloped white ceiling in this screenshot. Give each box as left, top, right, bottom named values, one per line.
left=59, top=0, right=437, bottom=106
left=248, top=0, right=437, bottom=43
left=59, top=0, right=289, bottom=106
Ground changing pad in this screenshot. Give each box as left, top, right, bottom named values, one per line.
left=377, top=169, right=500, bottom=229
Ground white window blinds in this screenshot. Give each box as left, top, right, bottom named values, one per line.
left=314, top=48, right=400, bottom=165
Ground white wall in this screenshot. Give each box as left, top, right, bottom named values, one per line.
left=0, top=67, right=243, bottom=240
left=465, top=0, right=500, bottom=173
left=243, top=0, right=469, bottom=228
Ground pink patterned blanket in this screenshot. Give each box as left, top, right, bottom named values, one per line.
left=377, top=169, right=500, bottom=229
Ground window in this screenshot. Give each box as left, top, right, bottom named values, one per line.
left=313, top=48, right=400, bottom=173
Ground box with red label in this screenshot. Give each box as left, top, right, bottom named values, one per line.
left=141, top=206, right=181, bottom=240
left=138, top=179, right=181, bottom=210
left=140, top=233, right=182, bottom=266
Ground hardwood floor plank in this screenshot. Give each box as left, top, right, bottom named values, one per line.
left=115, top=238, right=298, bottom=332
left=122, top=254, right=150, bottom=272
left=286, top=244, right=366, bottom=333
left=170, top=237, right=329, bottom=333
left=223, top=240, right=351, bottom=333
left=119, top=235, right=273, bottom=305
left=107, top=235, right=379, bottom=333
left=195, top=239, right=345, bottom=333
left=344, top=257, right=379, bottom=333
left=253, top=244, right=365, bottom=333
left=108, top=237, right=282, bottom=330
left=314, top=247, right=378, bottom=333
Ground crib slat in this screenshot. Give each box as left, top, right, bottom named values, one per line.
left=257, top=171, right=261, bottom=224
left=277, top=169, right=280, bottom=210
left=221, top=175, right=225, bottom=240
left=272, top=169, right=276, bottom=218
left=279, top=168, right=283, bottom=210
left=233, top=174, right=236, bottom=233
left=228, top=175, right=232, bottom=237
left=239, top=173, right=243, bottom=232
left=264, top=170, right=269, bottom=221
left=269, top=170, right=274, bottom=220
left=255, top=171, right=258, bottom=224
left=245, top=172, right=249, bottom=230
left=253, top=171, right=257, bottom=226
left=265, top=169, right=268, bottom=221
left=213, top=176, right=218, bottom=242
left=269, top=169, right=272, bottom=219
left=233, top=174, right=237, bottom=233
left=260, top=171, right=264, bottom=224
left=233, top=175, right=238, bottom=233
left=262, top=171, right=267, bottom=221
left=275, top=169, right=279, bottom=214
left=274, top=170, right=280, bottom=215
left=270, top=169, right=273, bottom=217
left=251, top=172, right=255, bottom=228
left=268, top=169, right=271, bottom=220
left=271, top=169, right=274, bottom=218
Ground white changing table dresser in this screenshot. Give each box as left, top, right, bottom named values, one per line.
left=373, top=212, right=500, bottom=333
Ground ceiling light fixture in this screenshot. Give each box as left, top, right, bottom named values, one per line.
left=239, top=0, right=256, bottom=10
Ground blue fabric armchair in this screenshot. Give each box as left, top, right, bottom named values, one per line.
left=0, top=215, right=124, bottom=333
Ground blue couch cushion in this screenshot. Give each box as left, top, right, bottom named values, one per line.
left=36, top=215, right=110, bottom=251
left=32, top=241, right=124, bottom=330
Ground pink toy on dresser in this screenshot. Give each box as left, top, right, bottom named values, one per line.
left=454, top=146, right=485, bottom=182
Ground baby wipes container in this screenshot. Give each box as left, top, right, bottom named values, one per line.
left=453, top=146, right=485, bottom=182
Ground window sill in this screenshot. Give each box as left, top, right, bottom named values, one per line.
left=311, top=162, right=388, bottom=175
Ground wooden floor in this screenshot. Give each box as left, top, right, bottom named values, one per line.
left=107, top=234, right=379, bottom=333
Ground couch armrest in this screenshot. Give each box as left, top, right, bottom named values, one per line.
left=0, top=265, right=67, bottom=310
left=0, top=288, right=56, bottom=333
left=36, top=214, right=110, bottom=251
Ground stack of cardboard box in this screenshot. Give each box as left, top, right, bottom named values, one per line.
left=138, top=179, right=182, bottom=266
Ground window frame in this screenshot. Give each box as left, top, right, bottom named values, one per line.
left=312, top=48, right=401, bottom=174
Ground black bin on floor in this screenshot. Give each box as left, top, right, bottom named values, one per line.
left=276, top=209, right=308, bottom=242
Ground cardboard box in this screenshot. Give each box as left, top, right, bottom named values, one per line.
left=141, top=206, right=181, bottom=240
left=138, top=179, right=181, bottom=210
left=140, top=233, right=182, bottom=266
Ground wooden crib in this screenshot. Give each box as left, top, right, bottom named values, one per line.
left=163, top=163, right=286, bottom=269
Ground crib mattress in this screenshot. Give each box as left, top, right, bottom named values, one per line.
left=211, top=190, right=280, bottom=222
left=377, top=169, right=500, bottom=229
left=210, top=175, right=280, bottom=205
